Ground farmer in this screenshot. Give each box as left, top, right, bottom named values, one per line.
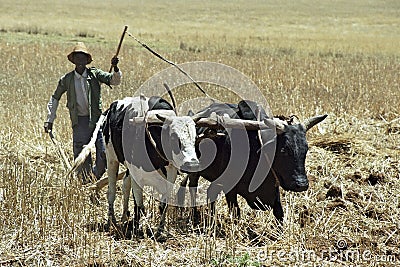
left=44, top=42, right=122, bottom=183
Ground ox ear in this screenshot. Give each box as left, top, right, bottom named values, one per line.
left=187, top=110, right=195, bottom=116
left=302, top=114, right=328, bottom=132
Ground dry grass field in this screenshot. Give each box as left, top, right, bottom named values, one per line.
left=1, top=0, right=400, bottom=266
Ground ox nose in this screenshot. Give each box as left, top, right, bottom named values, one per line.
left=295, top=182, right=309, bottom=192
left=181, top=158, right=200, bottom=173
left=292, top=178, right=309, bottom=192
left=283, top=176, right=309, bottom=192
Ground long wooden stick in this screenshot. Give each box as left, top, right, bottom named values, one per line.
left=49, top=131, right=71, bottom=170
left=109, top=25, right=128, bottom=72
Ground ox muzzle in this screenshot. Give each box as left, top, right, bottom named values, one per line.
left=280, top=174, right=309, bottom=192
left=180, top=158, right=200, bottom=173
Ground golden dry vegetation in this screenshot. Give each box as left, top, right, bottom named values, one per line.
left=0, top=0, right=400, bottom=266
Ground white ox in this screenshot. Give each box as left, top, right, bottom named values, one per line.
left=72, top=96, right=200, bottom=239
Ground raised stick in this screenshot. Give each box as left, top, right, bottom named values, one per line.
left=109, top=25, right=128, bottom=72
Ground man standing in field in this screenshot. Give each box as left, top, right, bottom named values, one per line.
left=44, top=42, right=122, bottom=183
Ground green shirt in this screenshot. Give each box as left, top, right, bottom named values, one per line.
left=51, top=67, right=113, bottom=129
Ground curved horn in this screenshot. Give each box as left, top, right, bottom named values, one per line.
left=163, top=83, right=177, bottom=115
left=302, top=114, right=328, bottom=131
left=191, top=108, right=211, bottom=122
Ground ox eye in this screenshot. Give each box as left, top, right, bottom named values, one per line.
left=280, top=147, right=288, bottom=155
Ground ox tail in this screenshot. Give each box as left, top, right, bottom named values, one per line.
left=68, top=111, right=108, bottom=175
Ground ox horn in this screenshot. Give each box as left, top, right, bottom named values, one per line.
left=163, top=83, right=177, bottom=115
left=191, top=108, right=211, bottom=122
left=302, top=114, right=328, bottom=131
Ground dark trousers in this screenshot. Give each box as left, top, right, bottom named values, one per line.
left=73, top=116, right=106, bottom=182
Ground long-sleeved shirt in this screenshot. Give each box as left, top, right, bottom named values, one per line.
left=46, top=67, right=122, bottom=128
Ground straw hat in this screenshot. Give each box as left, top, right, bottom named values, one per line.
left=67, top=42, right=93, bottom=64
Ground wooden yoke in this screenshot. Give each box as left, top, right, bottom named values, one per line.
left=195, top=112, right=272, bottom=130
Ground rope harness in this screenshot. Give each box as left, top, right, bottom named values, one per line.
left=255, top=106, right=281, bottom=188
left=265, top=114, right=301, bottom=188
left=125, top=31, right=213, bottom=101
left=144, top=119, right=170, bottom=163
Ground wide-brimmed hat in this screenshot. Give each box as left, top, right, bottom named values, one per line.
left=67, top=42, right=93, bottom=64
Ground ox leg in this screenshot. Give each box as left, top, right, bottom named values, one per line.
left=188, top=173, right=200, bottom=226
left=120, top=170, right=132, bottom=238
left=121, top=171, right=131, bottom=223
left=176, top=174, right=200, bottom=225
left=155, top=165, right=177, bottom=240
left=272, top=187, right=284, bottom=223
left=176, top=175, right=188, bottom=221
left=106, top=160, right=119, bottom=230
left=131, top=176, right=145, bottom=237
left=176, top=175, right=188, bottom=207
left=225, top=191, right=241, bottom=220
left=206, top=183, right=223, bottom=227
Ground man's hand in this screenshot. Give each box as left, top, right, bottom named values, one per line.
left=111, top=57, right=119, bottom=72
left=44, top=122, right=53, bottom=133
left=111, top=56, right=119, bottom=66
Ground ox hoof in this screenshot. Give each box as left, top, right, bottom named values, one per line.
left=120, top=213, right=130, bottom=225
left=191, top=209, right=201, bottom=226
left=106, top=216, right=118, bottom=232
left=121, top=220, right=133, bottom=239
left=154, top=232, right=167, bottom=243
left=134, top=229, right=145, bottom=239
left=152, top=227, right=172, bottom=242
left=89, top=192, right=100, bottom=206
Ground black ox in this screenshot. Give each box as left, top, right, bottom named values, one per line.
left=179, top=100, right=327, bottom=222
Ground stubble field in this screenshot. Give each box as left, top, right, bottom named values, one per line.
left=0, top=0, right=399, bottom=266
